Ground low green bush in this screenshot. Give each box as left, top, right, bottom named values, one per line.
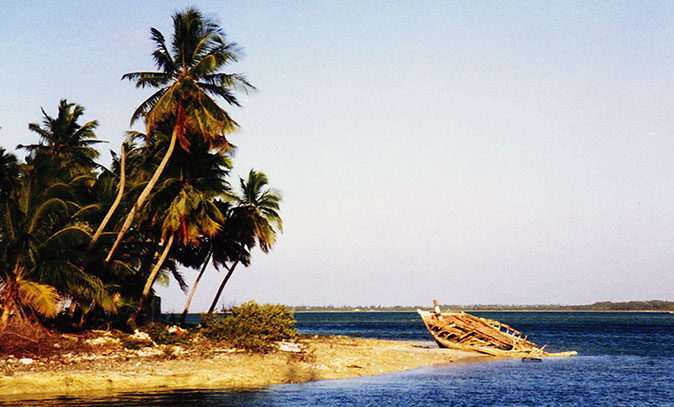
left=143, top=322, right=192, bottom=346
left=200, top=301, right=298, bottom=352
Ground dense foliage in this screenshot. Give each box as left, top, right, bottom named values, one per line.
left=201, top=301, right=298, bottom=352
left=0, top=8, right=283, bottom=335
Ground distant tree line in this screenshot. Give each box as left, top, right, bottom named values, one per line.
left=0, top=8, right=282, bottom=333
left=292, top=300, right=674, bottom=312
left=570, top=300, right=674, bottom=311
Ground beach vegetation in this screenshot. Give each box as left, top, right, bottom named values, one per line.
left=143, top=322, right=193, bottom=346
left=201, top=301, right=297, bottom=352
left=0, top=102, right=112, bottom=328
left=0, top=6, right=287, bottom=354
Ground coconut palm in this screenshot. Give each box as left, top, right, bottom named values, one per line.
left=179, top=200, right=251, bottom=324
left=18, top=99, right=102, bottom=175
left=107, top=7, right=253, bottom=263
left=134, top=136, right=231, bottom=316
left=0, top=157, right=111, bottom=327
left=0, top=149, right=22, bottom=320
left=207, top=169, right=282, bottom=313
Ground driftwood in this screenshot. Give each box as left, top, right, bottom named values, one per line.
left=417, top=302, right=577, bottom=358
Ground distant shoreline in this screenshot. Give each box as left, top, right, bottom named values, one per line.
left=291, top=309, right=674, bottom=313
left=166, top=301, right=674, bottom=316
left=288, top=300, right=674, bottom=313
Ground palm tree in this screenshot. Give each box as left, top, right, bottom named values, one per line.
left=179, top=200, right=251, bottom=323
left=0, top=157, right=111, bottom=327
left=1, top=102, right=115, bottom=328
left=107, top=7, right=253, bottom=263
left=134, top=136, right=231, bottom=317
left=18, top=99, right=102, bottom=175
left=207, top=169, right=282, bottom=313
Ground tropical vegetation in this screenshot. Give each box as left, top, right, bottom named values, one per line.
left=201, top=301, right=297, bottom=352
left=0, top=7, right=285, bottom=346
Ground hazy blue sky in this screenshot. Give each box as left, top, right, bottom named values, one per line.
left=2, top=1, right=673, bottom=310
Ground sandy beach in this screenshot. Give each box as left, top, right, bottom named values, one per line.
left=0, top=335, right=483, bottom=399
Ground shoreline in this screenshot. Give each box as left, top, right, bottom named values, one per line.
left=0, top=336, right=485, bottom=400
left=288, top=309, right=673, bottom=313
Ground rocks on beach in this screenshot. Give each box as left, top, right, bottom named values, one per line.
left=0, top=332, right=476, bottom=398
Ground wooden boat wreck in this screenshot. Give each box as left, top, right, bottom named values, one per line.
left=417, top=302, right=577, bottom=358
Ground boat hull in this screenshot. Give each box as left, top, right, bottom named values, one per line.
left=417, top=309, right=576, bottom=357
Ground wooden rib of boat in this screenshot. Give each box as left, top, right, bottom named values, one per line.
left=417, top=303, right=577, bottom=358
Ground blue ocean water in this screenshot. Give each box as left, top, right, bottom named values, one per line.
left=5, top=312, right=674, bottom=406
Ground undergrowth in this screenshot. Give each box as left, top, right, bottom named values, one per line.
left=201, top=301, right=298, bottom=352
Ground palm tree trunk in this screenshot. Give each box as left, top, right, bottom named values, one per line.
left=180, top=250, right=212, bottom=325
left=105, top=127, right=178, bottom=263
left=1, top=280, right=18, bottom=327
left=207, top=259, right=240, bottom=314
left=89, top=145, right=126, bottom=250
left=140, top=233, right=175, bottom=308
left=0, top=302, right=11, bottom=327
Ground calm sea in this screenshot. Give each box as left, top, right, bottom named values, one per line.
left=5, top=312, right=674, bottom=406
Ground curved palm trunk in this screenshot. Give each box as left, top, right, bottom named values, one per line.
left=105, top=128, right=178, bottom=263
left=0, top=302, right=12, bottom=327
left=180, top=250, right=212, bottom=325
left=89, top=145, right=126, bottom=250
left=136, top=233, right=175, bottom=318
left=207, top=259, right=240, bottom=314
left=1, top=272, right=20, bottom=327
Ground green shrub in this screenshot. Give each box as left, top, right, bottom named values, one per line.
left=120, top=337, right=143, bottom=350
left=143, top=322, right=192, bottom=346
left=200, top=301, right=298, bottom=352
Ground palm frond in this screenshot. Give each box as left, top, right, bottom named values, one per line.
left=122, top=71, right=171, bottom=87
left=28, top=198, right=69, bottom=234
left=17, top=279, right=60, bottom=318
left=196, top=82, right=241, bottom=107
left=41, top=226, right=92, bottom=253
left=144, top=85, right=178, bottom=130
left=150, top=27, right=176, bottom=73
left=72, top=203, right=100, bottom=219
left=200, top=72, right=255, bottom=93
left=129, top=88, right=168, bottom=126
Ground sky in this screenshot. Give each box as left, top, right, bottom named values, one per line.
left=1, top=1, right=674, bottom=310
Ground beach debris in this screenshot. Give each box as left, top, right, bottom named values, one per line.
left=418, top=300, right=577, bottom=358
left=522, top=357, right=543, bottom=362
left=131, top=330, right=153, bottom=342
left=18, top=358, right=34, bottom=365
left=278, top=341, right=305, bottom=353
left=167, top=325, right=187, bottom=336
left=85, top=335, right=121, bottom=347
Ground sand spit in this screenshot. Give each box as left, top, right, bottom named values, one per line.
left=0, top=335, right=482, bottom=399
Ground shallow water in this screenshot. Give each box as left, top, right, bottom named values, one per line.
left=5, top=312, right=674, bottom=406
